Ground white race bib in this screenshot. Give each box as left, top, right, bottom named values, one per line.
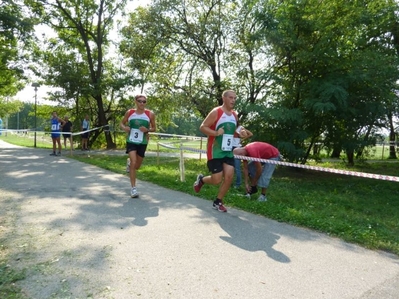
left=51, top=124, right=57, bottom=130
left=129, top=128, right=144, bottom=143
left=221, top=134, right=233, bottom=151
left=232, top=137, right=241, bottom=147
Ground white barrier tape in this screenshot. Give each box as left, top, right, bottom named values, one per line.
left=69, top=125, right=108, bottom=136
left=157, top=142, right=180, bottom=150
left=0, top=126, right=108, bottom=136
left=151, top=132, right=205, bottom=140
left=110, top=130, right=206, bottom=141
left=156, top=143, right=399, bottom=183
left=179, top=146, right=205, bottom=153
left=0, top=129, right=35, bottom=132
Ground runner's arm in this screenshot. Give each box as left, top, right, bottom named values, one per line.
left=200, top=109, right=223, bottom=137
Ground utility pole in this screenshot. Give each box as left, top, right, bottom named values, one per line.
left=32, top=82, right=40, bottom=148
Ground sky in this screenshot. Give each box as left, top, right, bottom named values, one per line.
left=15, top=0, right=149, bottom=106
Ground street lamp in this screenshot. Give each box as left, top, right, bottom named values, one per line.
left=32, top=82, right=40, bottom=148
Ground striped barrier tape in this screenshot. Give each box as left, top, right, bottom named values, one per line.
left=156, top=143, right=399, bottom=183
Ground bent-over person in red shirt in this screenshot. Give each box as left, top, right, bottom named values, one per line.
left=233, top=141, right=281, bottom=202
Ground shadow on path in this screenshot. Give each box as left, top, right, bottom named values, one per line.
left=217, top=213, right=290, bottom=263
left=119, top=197, right=159, bottom=226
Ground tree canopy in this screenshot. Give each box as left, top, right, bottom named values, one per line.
left=0, top=0, right=34, bottom=97
left=9, top=0, right=399, bottom=162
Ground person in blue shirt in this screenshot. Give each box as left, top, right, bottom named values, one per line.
left=50, top=111, right=65, bottom=156
left=81, top=114, right=90, bottom=150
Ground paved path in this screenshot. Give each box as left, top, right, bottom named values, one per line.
left=0, top=140, right=398, bottom=299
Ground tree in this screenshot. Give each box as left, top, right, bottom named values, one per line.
left=0, top=0, right=34, bottom=96
left=25, top=0, right=131, bottom=149
left=120, top=0, right=269, bottom=119
left=0, top=97, right=23, bottom=119
left=121, top=0, right=225, bottom=118
left=386, top=11, right=399, bottom=159
left=253, top=0, right=399, bottom=164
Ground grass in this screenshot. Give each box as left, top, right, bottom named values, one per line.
left=0, top=264, right=26, bottom=299
left=2, top=132, right=397, bottom=159
left=0, top=132, right=54, bottom=149
left=0, top=133, right=206, bottom=154
left=68, top=153, right=399, bottom=256
left=0, top=223, right=27, bottom=299
left=0, top=259, right=26, bottom=299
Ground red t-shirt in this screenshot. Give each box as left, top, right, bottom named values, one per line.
left=245, top=142, right=279, bottom=159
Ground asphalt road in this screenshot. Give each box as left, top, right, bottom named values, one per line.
left=0, top=139, right=398, bottom=299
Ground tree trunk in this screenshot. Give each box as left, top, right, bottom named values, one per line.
left=346, top=149, right=354, bottom=166
left=302, top=141, right=313, bottom=164
left=95, top=94, right=116, bottom=149
left=313, top=143, right=320, bottom=156
left=356, top=124, right=373, bottom=158
left=303, top=137, right=317, bottom=163
left=331, top=146, right=341, bottom=158
left=388, top=115, right=397, bottom=159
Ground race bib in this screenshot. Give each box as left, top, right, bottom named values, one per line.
left=129, top=128, right=144, bottom=143
left=232, top=137, right=241, bottom=147
left=221, top=134, right=233, bottom=151
left=51, top=124, right=57, bottom=130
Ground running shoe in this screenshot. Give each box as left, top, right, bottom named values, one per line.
left=57, top=152, right=61, bottom=156
left=213, top=199, right=227, bottom=212
left=131, top=187, right=139, bottom=198
left=250, top=186, right=258, bottom=194
left=193, top=174, right=204, bottom=193
left=257, top=194, right=267, bottom=202
left=50, top=152, right=56, bottom=156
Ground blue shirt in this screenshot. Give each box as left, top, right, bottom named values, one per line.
left=51, top=118, right=61, bottom=132
left=82, top=119, right=89, bottom=130
left=51, top=117, right=61, bottom=137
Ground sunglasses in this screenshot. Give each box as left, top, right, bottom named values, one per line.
left=136, top=100, right=147, bottom=104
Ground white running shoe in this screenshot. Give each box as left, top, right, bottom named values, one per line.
left=257, top=194, right=267, bottom=202
left=131, top=187, right=139, bottom=198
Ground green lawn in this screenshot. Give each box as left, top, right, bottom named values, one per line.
left=1, top=132, right=396, bottom=159
left=0, top=132, right=207, bottom=153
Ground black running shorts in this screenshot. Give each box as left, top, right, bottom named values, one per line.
left=207, top=157, right=235, bottom=174
left=126, top=143, right=147, bottom=158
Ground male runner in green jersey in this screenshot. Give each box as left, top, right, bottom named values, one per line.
left=120, top=95, right=156, bottom=198
left=193, top=90, right=241, bottom=212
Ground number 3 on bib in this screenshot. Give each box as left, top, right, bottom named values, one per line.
left=129, top=129, right=144, bottom=143
left=221, top=134, right=233, bottom=151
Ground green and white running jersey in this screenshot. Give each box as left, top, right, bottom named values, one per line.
left=126, top=109, right=151, bottom=145
left=206, top=107, right=238, bottom=160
